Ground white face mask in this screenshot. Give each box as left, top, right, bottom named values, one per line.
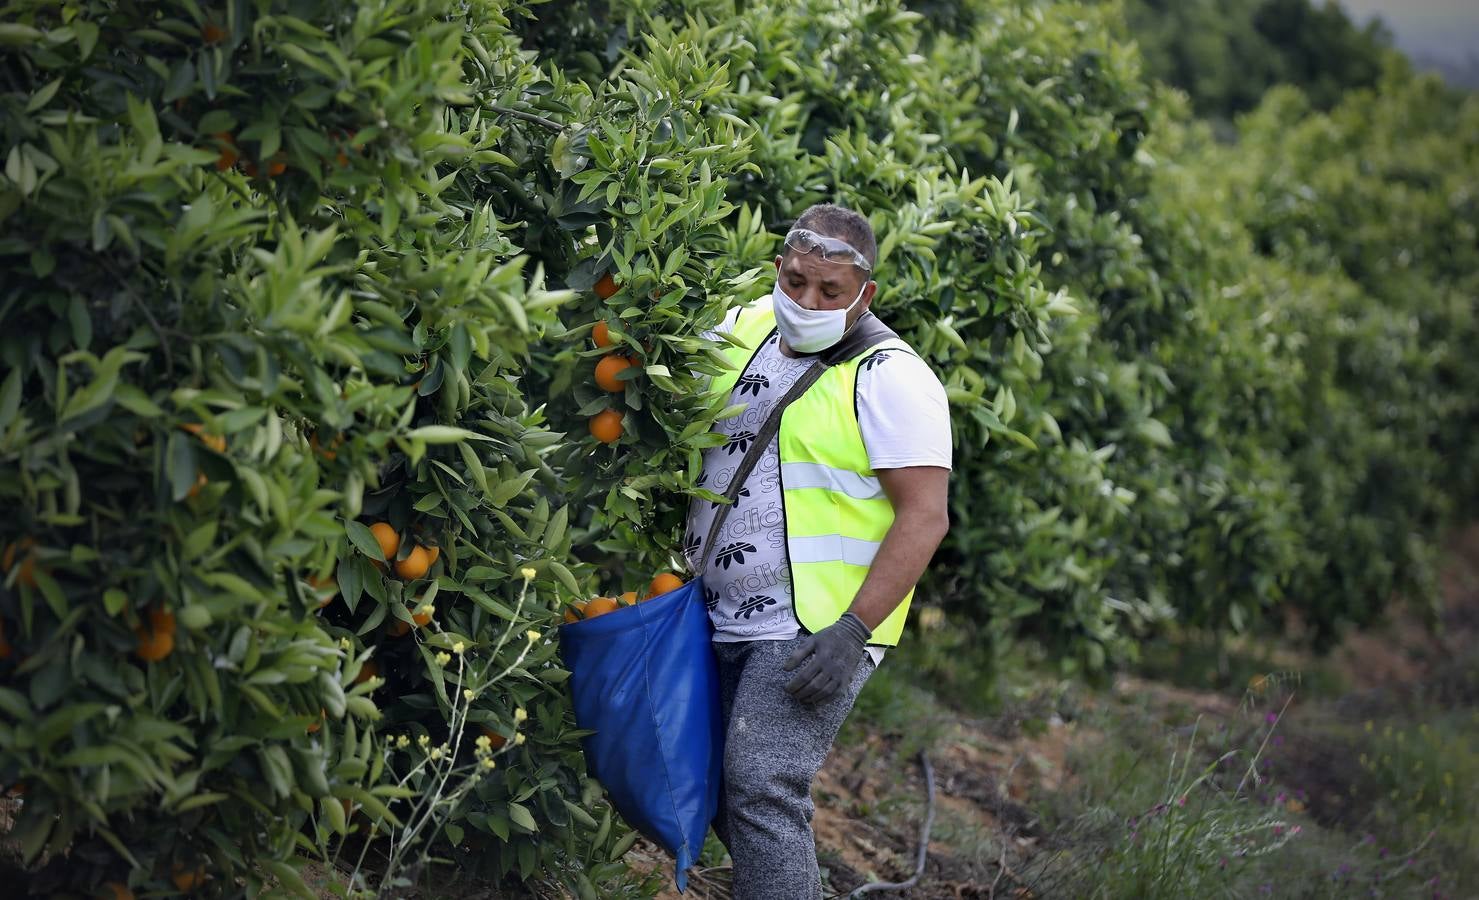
left=772, top=278, right=868, bottom=353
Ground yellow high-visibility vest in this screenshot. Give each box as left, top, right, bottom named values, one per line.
left=707, top=297, right=916, bottom=646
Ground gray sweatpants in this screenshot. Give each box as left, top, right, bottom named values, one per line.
left=712, top=636, right=877, bottom=900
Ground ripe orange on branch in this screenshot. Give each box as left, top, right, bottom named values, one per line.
left=369, top=522, right=400, bottom=561
left=135, top=609, right=176, bottom=662
left=594, top=354, right=635, bottom=392
left=180, top=423, right=226, bottom=453
left=353, top=659, right=380, bottom=685
left=592, top=321, right=613, bottom=348
left=101, top=881, right=134, bottom=900
left=3, top=537, right=39, bottom=588
left=212, top=133, right=238, bottom=171
left=563, top=600, right=589, bottom=623
left=307, top=573, right=337, bottom=608
left=594, top=272, right=620, bottom=299
left=589, top=408, right=623, bottom=444
left=171, top=863, right=205, bottom=893
left=395, top=545, right=432, bottom=580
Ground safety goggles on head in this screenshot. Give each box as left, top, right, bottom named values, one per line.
left=784, top=228, right=872, bottom=272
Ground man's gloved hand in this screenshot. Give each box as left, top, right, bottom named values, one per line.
left=782, top=612, right=872, bottom=705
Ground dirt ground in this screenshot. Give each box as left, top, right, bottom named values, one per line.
left=635, top=522, right=1479, bottom=899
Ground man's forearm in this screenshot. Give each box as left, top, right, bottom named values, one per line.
left=846, top=509, right=949, bottom=633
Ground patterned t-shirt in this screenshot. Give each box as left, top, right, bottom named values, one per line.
left=683, top=314, right=953, bottom=667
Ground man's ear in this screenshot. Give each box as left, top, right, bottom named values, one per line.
left=861, top=280, right=877, bottom=312
left=774, top=255, right=783, bottom=273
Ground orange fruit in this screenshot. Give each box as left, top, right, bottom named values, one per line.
left=369, top=522, right=400, bottom=562
left=647, top=572, right=684, bottom=599
left=181, top=423, right=226, bottom=453
left=395, top=545, right=432, bottom=580
left=185, top=471, right=208, bottom=500
left=266, top=154, right=287, bottom=177
left=213, top=133, right=238, bottom=172
left=562, top=600, right=588, bottom=623
left=480, top=726, right=508, bottom=749
left=594, top=272, right=620, bottom=300
left=589, top=409, right=623, bottom=444
left=135, top=609, right=176, bottom=662
left=3, top=538, right=38, bottom=588
left=100, top=881, right=134, bottom=900
left=387, top=617, right=412, bottom=638
left=201, top=23, right=227, bottom=44
left=310, top=431, right=343, bottom=460
left=620, top=591, right=638, bottom=606
left=425, top=544, right=440, bottom=565
left=594, top=354, right=634, bottom=392
left=584, top=597, right=620, bottom=619
left=353, top=659, right=379, bottom=684
left=411, top=605, right=432, bottom=627
left=592, top=321, right=613, bottom=348
left=307, top=574, right=337, bottom=608
left=171, top=863, right=205, bottom=893
left=306, top=709, right=324, bottom=734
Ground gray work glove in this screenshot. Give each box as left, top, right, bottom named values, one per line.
left=782, top=612, right=872, bottom=705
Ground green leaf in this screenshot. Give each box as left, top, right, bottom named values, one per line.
left=0, top=367, right=20, bottom=430
left=167, top=433, right=197, bottom=501
left=344, top=520, right=384, bottom=561
left=31, top=569, right=67, bottom=619
left=406, top=425, right=492, bottom=444
left=507, top=802, right=538, bottom=833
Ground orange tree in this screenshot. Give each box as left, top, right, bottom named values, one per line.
left=0, top=0, right=763, bottom=894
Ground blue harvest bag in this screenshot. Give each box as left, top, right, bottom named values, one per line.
left=557, top=578, right=722, bottom=891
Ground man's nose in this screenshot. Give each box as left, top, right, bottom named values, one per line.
left=795, top=287, right=826, bottom=310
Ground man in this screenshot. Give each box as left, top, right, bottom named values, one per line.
left=684, top=203, right=952, bottom=898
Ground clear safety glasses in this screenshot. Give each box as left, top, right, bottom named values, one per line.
left=783, top=228, right=872, bottom=272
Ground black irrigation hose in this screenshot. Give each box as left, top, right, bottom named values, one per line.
left=847, top=750, right=936, bottom=898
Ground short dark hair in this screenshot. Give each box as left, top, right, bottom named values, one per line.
left=790, top=203, right=877, bottom=269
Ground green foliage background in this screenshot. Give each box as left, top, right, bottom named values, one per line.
left=0, top=0, right=1473, bottom=894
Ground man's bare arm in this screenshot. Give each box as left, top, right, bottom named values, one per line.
left=846, top=465, right=950, bottom=633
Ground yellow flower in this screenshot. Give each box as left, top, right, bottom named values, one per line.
left=514, top=707, right=528, bottom=723
left=520, top=567, right=537, bottom=581
left=475, top=735, right=491, bottom=751
left=1285, top=798, right=1305, bottom=813
left=339, top=637, right=353, bottom=651
left=526, top=629, right=542, bottom=642
left=418, top=734, right=430, bottom=747
left=463, top=689, right=475, bottom=702
left=435, top=651, right=452, bottom=666
left=453, top=641, right=466, bottom=655
left=396, top=735, right=410, bottom=749
left=481, top=757, right=497, bottom=771
left=417, top=602, right=435, bottom=617
left=514, top=733, right=526, bottom=746
left=430, top=747, right=445, bottom=761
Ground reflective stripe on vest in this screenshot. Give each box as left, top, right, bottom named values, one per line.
left=787, top=534, right=882, bottom=566
left=781, top=462, right=885, bottom=500
left=706, top=297, right=918, bottom=646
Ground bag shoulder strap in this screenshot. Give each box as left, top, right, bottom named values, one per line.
left=697, top=315, right=897, bottom=575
